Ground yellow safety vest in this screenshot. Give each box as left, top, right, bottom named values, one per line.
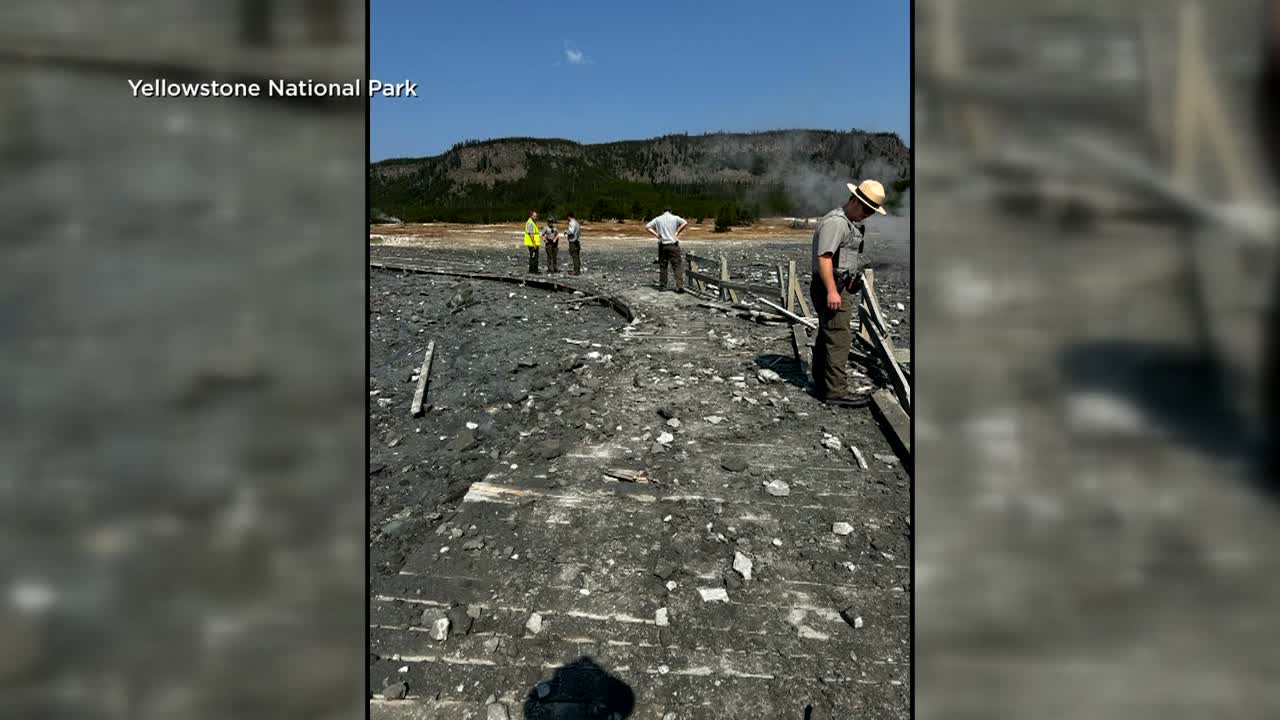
left=523, top=218, right=541, bottom=247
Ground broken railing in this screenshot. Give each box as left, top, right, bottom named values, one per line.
left=690, top=254, right=912, bottom=463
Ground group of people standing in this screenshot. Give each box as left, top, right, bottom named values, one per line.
left=515, top=177, right=889, bottom=409
left=523, top=211, right=583, bottom=275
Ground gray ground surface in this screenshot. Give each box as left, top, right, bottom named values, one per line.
left=369, top=239, right=912, bottom=719
left=0, top=54, right=365, bottom=719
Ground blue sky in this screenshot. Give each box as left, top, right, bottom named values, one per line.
left=370, top=0, right=910, bottom=161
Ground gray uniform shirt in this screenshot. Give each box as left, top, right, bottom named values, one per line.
left=566, top=218, right=580, bottom=242
left=646, top=212, right=686, bottom=244
left=810, top=207, right=864, bottom=289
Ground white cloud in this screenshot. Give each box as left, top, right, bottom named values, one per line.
left=563, top=42, right=591, bottom=65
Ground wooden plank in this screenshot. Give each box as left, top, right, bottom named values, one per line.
left=687, top=255, right=706, bottom=293
left=719, top=255, right=738, bottom=304
left=870, top=389, right=911, bottom=467
left=687, top=271, right=777, bottom=297
left=791, top=325, right=810, bottom=370
left=861, top=269, right=889, bottom=335
left=687, top=269, right=723, bottom=287
left=790, top=261, right=813, bottom=319
left=862, top=306, right=911, bottom=413
left=757, top=298, right=817, bottom=330
left=779, top=264, right=791, bottom=311
left=410, top=340, right=436, bottom=417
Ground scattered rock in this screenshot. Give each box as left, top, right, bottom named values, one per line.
left=873, top=454, right=901, bottom=466
left=666, top=418, right=681, bottom=429
left=839, top=607, right=864, bottom=629
left=698, top=587, right=730, bottom=603
left=466, top=421, right=479, bottom=430
left=483, top=637, right=502, bottom=653
left=832, top=522, right=855, bottom=536
left=466, top=604, right=483, bottom=620
left=756, top=368, right=782, bottom=384
left=763, top=479, right=791, bottom=497
left=486, top=702, right=511, bottom=720
left=429, top=616, right=450, bottom=642
left=385, top=433, right=402, bottom=448
left=449, top=431, right=479, bottom=452
left=772, top=538, right=783, bottom=547
left=655, top=608, right=670, bottom=626
left=721, top=457, right=749, bottom=473
left=382, top=681, right=408, bottom=700
left=732, top=551, right=753, bottom=580
left=704, top=415, right=725, bottom=425
left=381, top=519, right=409, bottom=537
left=656, top=432, right=674, bottom=445
left=821, top=434, right=842, bottom=452
left=896, top=302, right=906, bottom=311
left=652, top=559, right=677, bottom=581
left=525, top=612, right=544, bottom=635
left=447, top=605, right=473, bottom=634
left=540, top=440, right=565, bottom=460
left=462, top=538, right=485, bottom=551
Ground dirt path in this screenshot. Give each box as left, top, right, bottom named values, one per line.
left=369, top=244, right=911, bottom=719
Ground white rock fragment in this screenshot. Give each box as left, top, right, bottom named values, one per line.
left=666, top=418, right=681, bottom=429
left=772, top=538, right=783, bottom=547
left=849, top=445, right=869, bottom=470
left=655, top=607, right=670, bottom=626
left=821, top=434, right=842, bottom=452
left=698, top=587, right=730, bottom=603
left=430, top=617, right=450, bottom=641
left=896, top=302, right=905, bottom=311
left=657, top=432, right=674, bottom=445
left=466, top=421, right=479, bottom=430
left=763, top=479, right=790, bottom=497
left=665, top=580, right=677, bottom=591
left=525, top=612, right=543, bottom=635
left=832, top=522, right=855, bottom=536
left=732, top=552, right=753, bottom=580
left=703, top=416, right=725, bottom=425
left=756, top=368, right=782, bottom=384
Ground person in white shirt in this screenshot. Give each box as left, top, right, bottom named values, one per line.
left=644, top=208, right=688, bottom=292
left=565, top=212, right=583, bottom=275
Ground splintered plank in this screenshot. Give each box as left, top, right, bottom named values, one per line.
left=410, top=340, right=436, bottom=417
left=862, top=308, right=911, bottom=413
left=791, top=325, right=810, bottom=370
left=861, top=269, right=889, bottom=336
left=871, top=389, right=911, bottom=466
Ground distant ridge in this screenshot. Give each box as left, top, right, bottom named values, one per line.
left=370, top=129, right=911, bottom=223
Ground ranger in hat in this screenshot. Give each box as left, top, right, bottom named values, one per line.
left=810, top=179, right=888, bottom=406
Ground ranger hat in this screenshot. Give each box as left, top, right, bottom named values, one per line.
left=846, top=179, right=888, bottom=215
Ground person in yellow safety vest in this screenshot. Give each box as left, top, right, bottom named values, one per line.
left=523, top=211, right=542, bottom=274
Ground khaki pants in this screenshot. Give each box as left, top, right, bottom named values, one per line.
left=658, top=243, right=683, bottom=290
left=810, top=282, right=859, bottom=399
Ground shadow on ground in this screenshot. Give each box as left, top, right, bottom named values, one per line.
left=1058, top=340, right=1274, bottom=492
left=522, top=656, right=635, bottom=720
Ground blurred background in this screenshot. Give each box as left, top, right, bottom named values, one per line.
left=0, top=2, right=366, bottom=719
left=915, top=0, right=1280, bottom=717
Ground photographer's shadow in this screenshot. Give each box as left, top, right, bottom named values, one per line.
left=522, top=656, right=635, bottom=720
